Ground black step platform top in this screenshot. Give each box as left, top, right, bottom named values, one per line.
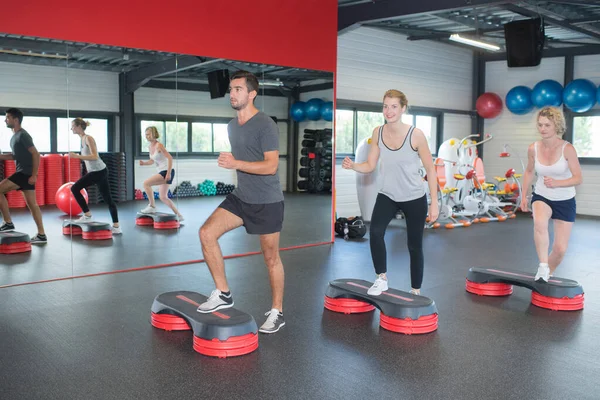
left=326, top=279, right=438, bottom=319
left=62, top=220, right=111, bottom=231
left=136, top=212, right=178, bottom=222
left=0, top=231, right=30, bottom=244
left=467, top=267, right=584, bottom=298
left=151, top=291, right=257, bottom=340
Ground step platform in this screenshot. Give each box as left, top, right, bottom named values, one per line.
left=324, top=279, right=439, bottom=334
left=136, top=212, right=180, bottom=229
left=0, top=231, right=31, bottom=254
left=466, top=267, right=584, bottom=311
left=62, top=220, right=113, bottom=240
left=150, top=291, right=258, bottom=358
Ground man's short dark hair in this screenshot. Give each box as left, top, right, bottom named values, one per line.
left=230, top=70, right=259, bottom=97
left=5, top=108, right=24, bottom=124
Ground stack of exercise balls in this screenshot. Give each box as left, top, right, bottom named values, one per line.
left=290, top=98, right=333, bottom=122
left=503, top=78, right=598, bottom=115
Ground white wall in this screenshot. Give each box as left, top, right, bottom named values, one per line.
left=0, top=61, right=119, bottom=112
left=337, top=27, right=474, bottom=110
left=134, top=87, right=289, bottom=193
left=483, top=56, right=600, bottom=216
left=334, top=27, right=474, bottom=217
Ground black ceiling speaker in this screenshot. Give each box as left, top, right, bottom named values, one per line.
left=504, top=18, right=545, bottom=67
left=207, top=69, right=230, bottom=99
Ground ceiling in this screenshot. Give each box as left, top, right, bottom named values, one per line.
left=338, top=0, right=600, bottom=52
left=0, top=33, right=333, bottom=94
left=2, top=1, right=600, bottom=90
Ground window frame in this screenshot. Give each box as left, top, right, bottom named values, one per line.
left=0, top=107, right=115, bottom=154
left=334, top=100, right=443, bottom=158
left=135, top=113, right=289, bottom=159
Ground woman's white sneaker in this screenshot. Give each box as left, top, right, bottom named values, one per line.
left=535, top=263, right=550, bottom=282
left=367, top=276, right=388, bottom=296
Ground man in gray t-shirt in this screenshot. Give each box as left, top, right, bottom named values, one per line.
left=0, top=108, right=47, bottom=243
left=196, top=71, right=286, bottom=335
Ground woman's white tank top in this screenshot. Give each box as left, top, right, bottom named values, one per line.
left=150, top=145, right=169, bottom=171
left=534, top=141, right=576, bottom=200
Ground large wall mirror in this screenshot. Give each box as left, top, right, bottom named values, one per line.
left=0, top=34, right=334, bottom=285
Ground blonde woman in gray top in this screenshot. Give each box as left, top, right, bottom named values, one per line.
left=342, top=89, right=438, bottom=296
left=139, top=126, right=183, bottom=221
left=69, top=118, right=121, bottom=234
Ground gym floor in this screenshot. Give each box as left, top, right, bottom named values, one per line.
left=0, top=214, right=597, bottom=399
left=0, top=192, right=332, bottom=287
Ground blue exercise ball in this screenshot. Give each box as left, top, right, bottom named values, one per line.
left=305, top=98, right=324, bottom=121
left=597, top=85, right=600, bottom=106
left=320, top=101, right=333, bottom=121
left=290, top=101, right=307, bottom=122
left=563, top=79, right=597, bottom=113
left=505, top=86, right=534, bottom=115
left=531, top=80, right=563, bottom=108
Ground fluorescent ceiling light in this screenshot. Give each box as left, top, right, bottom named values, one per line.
left=449, top=34, right=500, bottom=52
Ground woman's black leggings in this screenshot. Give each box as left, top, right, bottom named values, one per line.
left=370, top=193, right=428, bottom=289
left=71, top=168, right=119, bottom=223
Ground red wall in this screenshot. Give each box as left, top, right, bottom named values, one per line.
left=4, top=0, right=337, bottom=72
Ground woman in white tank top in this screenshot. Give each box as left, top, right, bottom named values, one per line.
left=520, top=106, right=583, bottom=282
left=342, top=89, right=439, bottom=296
left=139, top=126, right=183, bottom=221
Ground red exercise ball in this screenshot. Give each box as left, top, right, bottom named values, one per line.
left=476, top=92, right=503, bottom=119
left=55, top=182, right=88, bottom=216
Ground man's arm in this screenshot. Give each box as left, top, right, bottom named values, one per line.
left=28, top=146, right=40, bottom=178
left=218, top=150, right=279, bottom=175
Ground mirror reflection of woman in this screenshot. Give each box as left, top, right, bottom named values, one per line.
left=139, top=126, right=183, bottom=221
left=520, top=106, right=582, bottom=282
left=69, top=118, right=121, bottom=234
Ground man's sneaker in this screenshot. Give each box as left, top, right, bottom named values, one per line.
left=140, top=205, right=156, bottom=214
left=367, top=276, right=388, bottom=296
left=197, top=289, right=234, bottom=313
left=259, top=309, right=285, bottom=334
left=0, top=222, right=15, bottom=232
left=112, top=226, right=122, bottom=235
left=535, top=263, right=550, bottom=282
left=409, top=289, right=420, bottom=296
left=74, top=214, right=93, bottom=223
left=30, top=233, right=47, bottom=244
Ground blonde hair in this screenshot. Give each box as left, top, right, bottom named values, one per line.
left=145, top=126, right=160, bottom=139
left=537, top=106, right=566, bottom=137
left=72, top=117, right=90, bottom=131
left=383, top=89, right=408, bottom=108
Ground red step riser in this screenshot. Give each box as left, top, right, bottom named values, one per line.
left=193, top=333, right=259, bottom=358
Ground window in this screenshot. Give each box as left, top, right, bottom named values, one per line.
left=139, top=118, right=231, bottom=154
left=166, top=121, right=188, bottom=153
left=140, top=121, right=166, bottom=151
left=573, top=116, right=600, bottom=158
left=213, top=123, right=231, bottom=152
left=192, top=123, right=212, bottom=152
left=335, top=107, right=440, bottom=156
left=0, top=116, right=51, bottom=153
left=356, top=111, right=384, bottom=148
left=335, top=109, right=354, bottom=154
left=58, top=117, right=109, bottom=152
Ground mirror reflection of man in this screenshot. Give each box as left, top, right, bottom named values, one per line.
left=0, top=108, right=47, bottom=243
left=197, top=71, right=286, bottom=334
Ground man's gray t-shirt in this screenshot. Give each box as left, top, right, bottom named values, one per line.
left=10, top=128, right=34, bottom=175
left=228, top=112, right=283, bottom=204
